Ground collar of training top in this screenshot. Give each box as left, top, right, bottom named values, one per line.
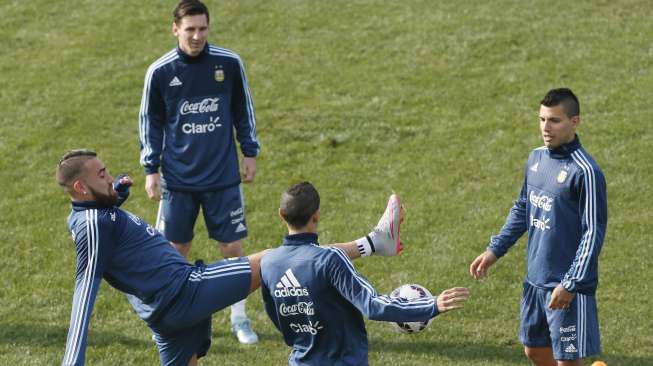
left=176, top=43, right=209, bottom=63
left=548, top=134, right=581, bottom=159
left=283, top=232, right=319, bottom=246
left=71, top=200, right=118, bottom=210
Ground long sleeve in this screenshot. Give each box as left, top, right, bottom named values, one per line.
left=62, top=210, right=112, bottom=366
left=326, top=247, right=438, bottom=322
left=231, top=58, right=260, bottom=158
left=138, top=65, right=166, bottom=174
left=488, top=176, right=529, bottom=258
left=562, top=165, right=607, bottom=293
left=261, top=281, right=282, bottom=332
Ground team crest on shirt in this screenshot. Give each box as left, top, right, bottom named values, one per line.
left=214, top=67, right=224, bottom=82
left=557, top=170, right=568, bottom=184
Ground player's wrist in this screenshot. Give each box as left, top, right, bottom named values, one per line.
left=561, top=280, right=576, bottom=293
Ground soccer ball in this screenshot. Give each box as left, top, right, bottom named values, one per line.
left=389, top=283, right=434, bottom=334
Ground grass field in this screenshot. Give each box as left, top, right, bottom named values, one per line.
left=1, top=0, right=652, bottom=365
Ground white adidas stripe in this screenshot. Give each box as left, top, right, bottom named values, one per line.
left=188, top=261, right=251, bottom=282
left=327, top=247, right=376, bottom=295
left=208, top=46, right=259, bottom=154
left=275, top=269, right=303, bottom=288
left=284, top=269, right=301, bottom=287
left=188, top=270, right=251, bottom=282
left=139, top=50, right=178, bottom=167
left=64, top=209, right=99, bottom=365
left=326, top=247, right=435, bottom=310
left=568, top=150, right=598, bottom=286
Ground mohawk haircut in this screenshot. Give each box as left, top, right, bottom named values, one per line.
left=56, top=149, right=97, bottom=188
left=280, top=182, right=320, bottom=229
left=541, top=88, right=580, bottom=118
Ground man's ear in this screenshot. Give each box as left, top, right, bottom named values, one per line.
left=311, top=209, right=320, bottom=224
left=72, top=179, right=87, bottom=195
left=571, top=115, right=581, bottom=128
left=278, top=208, right=286, bottom=221
left=172, top=22, right=179, bottom=37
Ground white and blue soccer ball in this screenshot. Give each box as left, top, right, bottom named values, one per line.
left=389, top=283, right=434, bottom=334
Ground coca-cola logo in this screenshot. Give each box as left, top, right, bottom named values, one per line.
left=279, top=302, right=315, bottom=317
left=180, top=98, right=219, bottom=115
left=529, top=191, right=553, bottom=211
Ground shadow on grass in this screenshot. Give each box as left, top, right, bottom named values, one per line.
left=371, top=338, right=523, bottom=363
left=0, top=323, right=150, bottom=348
left=208, top=327, right=286, bottom=354
left=371, top=338, right=653, bottom=365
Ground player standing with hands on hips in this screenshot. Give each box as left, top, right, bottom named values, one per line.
left=139, top=0, right=260, bottom=343
left=470, top=88, right=607, bottom=366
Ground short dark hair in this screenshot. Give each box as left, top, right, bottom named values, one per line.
left=541, top=88, right=580, bottom=118
left=56, top=149, right=97, bottom=188
left=173, top=0, right=210, bottom=25
left=280, top=182, right=320, bottom=229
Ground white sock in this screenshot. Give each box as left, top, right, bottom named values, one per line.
left=231, top=299, right=247, bottom=324
left=356, top=236, right=374, bottom=257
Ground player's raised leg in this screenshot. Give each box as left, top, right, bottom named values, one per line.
left=333, top=193, right=404, bottom=259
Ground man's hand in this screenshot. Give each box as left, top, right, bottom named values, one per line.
left=145, top=173, right=161, bottom=201
left=549, top=285, right=576, bottom=310
left=116, top=175, right=133, bottom=188
left=436, top=287, right=470, bottom=313
left=113, top=174, right=133, bottom=192
left=242, top=157, right=256, bottom=183
left=469, top=250, right=498, bottom=279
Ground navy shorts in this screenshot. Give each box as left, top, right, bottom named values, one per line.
left=519, top=281, right=601, bottom=360
left=150, top=257, right=252, bottom=365
left=156, top=185, right=248, bottom=244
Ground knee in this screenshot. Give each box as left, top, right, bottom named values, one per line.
left=524, top=347, right=551, bottom=364
left=172, top=241, right=192, bottom=257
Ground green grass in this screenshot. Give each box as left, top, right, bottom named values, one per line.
left=1, top=0, right=652, bottom=364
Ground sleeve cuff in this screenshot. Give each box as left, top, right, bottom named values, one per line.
left=561, top=279, right=576, bottom=292
left=432, top=297, right=440, bottom=317
left=487, top=246, right=504, bottom=259
left=144, top=166, right=159, bottom=174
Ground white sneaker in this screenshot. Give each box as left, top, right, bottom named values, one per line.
left=368, top=193, right=402, bottom=256
left=232, top=319, right=259, bottom=344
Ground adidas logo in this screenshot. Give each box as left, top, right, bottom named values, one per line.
left=530, top=162, right=539, bottom=172
left=274, top=269, right=309, bottom=297
left=169, top=76, right=182, bottom=86
left=564, top=343, right=577, bottom=353
left=235, top=223, right=247, bottom=233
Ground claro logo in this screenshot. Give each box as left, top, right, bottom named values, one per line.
left=182, top=117, right=221, bottom=134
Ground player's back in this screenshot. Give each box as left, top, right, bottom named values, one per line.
left=260, top=233, right=369, bottom=366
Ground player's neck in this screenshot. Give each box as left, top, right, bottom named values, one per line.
left=286, top=224, right=318, bottom=236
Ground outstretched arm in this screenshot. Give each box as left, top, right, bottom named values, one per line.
left=62, top=211, right=112, bottom=366
left=470, top=174, right=528, bottom=279
left=327, top=247, right=468, bottom=322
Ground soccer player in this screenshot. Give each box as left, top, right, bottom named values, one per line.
left=57, top=150, right=405, bottom=366
left=469, top=88, right=607, bottom=366
left=261, top=182, right=470, bottom=365
left=138, top=0, right=260, bottom=343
